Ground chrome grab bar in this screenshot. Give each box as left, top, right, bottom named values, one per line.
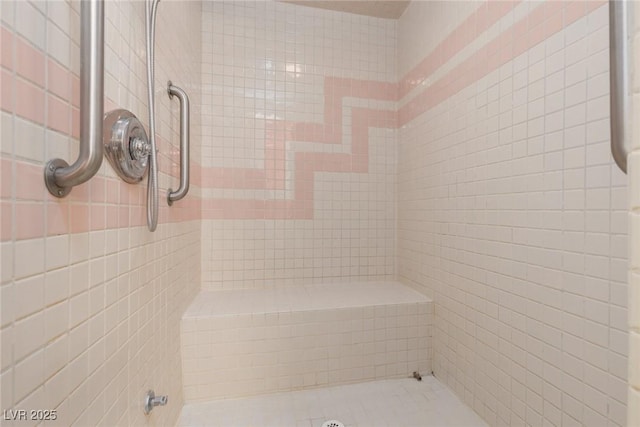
left=167, top=81, right=190, bottom=205
left=45, top=0, right=104, bottom=197
left=609, top=0, right=631, bottom=174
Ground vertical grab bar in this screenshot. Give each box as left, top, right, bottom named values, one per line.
left=167, top=82, right=190, bottom=205
left=45, top=0, right=104, bottom=197
left=609, top=0, right=631, bottom=174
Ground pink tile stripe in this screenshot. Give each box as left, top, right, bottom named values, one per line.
left=398, top=0, right=604, bottom=126
left=1, top=157, right=201, bottom=242
left=1, top=27, right=14, bottom=71
left=0, top=0, right=608, bottom=236
left=15, top=36, right=45, bottom=88
left=201, top=107, right=396, bottom=219
left=0, top=158, right=12, bottom=199
left=199, top=77, right=397, bottom=191
left=0, top=29, right=79, bottom=131
left=0, top=68, right=13, bottom=112
left=398, top=1, right=520, bottom=98
left=47, top=59, right=72, bottom=101
left=202, top=0, right=605, bottom=219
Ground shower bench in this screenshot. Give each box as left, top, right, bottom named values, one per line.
left=180, top=281, right=432, bottom=402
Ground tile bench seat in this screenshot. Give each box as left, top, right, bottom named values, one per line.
left=181, top=281, right=433, bottom=402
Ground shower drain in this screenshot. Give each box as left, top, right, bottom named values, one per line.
left=321, top=421, right=345, bottom=427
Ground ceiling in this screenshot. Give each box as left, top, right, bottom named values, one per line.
left=282, top=0, right=411, bottom=19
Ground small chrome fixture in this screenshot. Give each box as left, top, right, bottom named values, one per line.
left=167, top=81, right=190, bottom=205
left=609, top=0, right=632, bottom=174
left=44, top=0, right=104, bottom=197
left=103, top=110, right=150, bottom=183
left=144, top=390, right=168, bottom=415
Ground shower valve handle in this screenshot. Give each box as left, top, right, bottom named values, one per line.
left=130, top=137, right=152, bottom=160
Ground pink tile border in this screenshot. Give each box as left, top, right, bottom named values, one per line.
left=201, top=106, right=395, bottom=219
left=1, top=27, right=13, bottom=71
left=15, top=202, right=45, bottom=240
left=14, top=77, right=45, bottom=124
left=398, top=1, right=519, bottom=98
left=15, top=160, right=43, bottom=201
left=47, top=59, right=71, bottom=102
left=1, top=158, right=12, bottom=198
left=0, top=0, right=609, bottom=237
left=15, top=36, right=45, bottom=88
left=0, top=200, right=12, bottom=241
left=1, top=68, right=14, bottom=113
left=69, top=203, right=89, bottom=234
left=199, top=77, right=397, bottom=193
left=47, top=94, right=71, bottom=135
left=203, top=0, right=606, bottom=219
left=398, top=0, right=606, bottom=126
left=0, top=156, right=201, bottom=241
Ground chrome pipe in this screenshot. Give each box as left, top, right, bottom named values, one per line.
left=45, top=0, right=104, bottom=197
left=167, top=82, right=190, bottom=205
left=609, top=0, right=631, bottom=174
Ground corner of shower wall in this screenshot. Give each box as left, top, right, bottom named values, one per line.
left=198, top=1, right=399, bottom=291
left=397, top=1, right=628, bottom=426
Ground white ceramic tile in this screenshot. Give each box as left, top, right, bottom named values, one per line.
left=182, top=282, right=432, bottom=402
left=629, top=0, right=640, bottom=421
left=398, top=3, right=627, bottom=427
left=14, top=0, right=46, bottom=50
left=184, top=281, right=430, bottom=318
left=2, top=2, right=634, bottom=427
left=1, top=2, right=202, bottom=426
left=199, top=1, right=397, bottom=290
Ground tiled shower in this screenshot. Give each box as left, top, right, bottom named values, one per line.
left=1, top=1, right=639, bottom=427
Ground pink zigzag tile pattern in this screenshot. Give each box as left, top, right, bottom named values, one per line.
left=0, top=0, right=607, bottom=237
left=199, top=0, right=605, bottom=220
left=201, top=77, right=397, bottom=219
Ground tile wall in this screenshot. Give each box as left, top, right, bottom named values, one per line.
left=1, top=1, right=201, bottom=425
left=199, top=1, right=398, bottom=290
left=2, top=1, right=637, bottom=426
left=181, top=283, right=432, bottom=401
left=397, top=1, right=629, bottom=426
left=628, top=1, right=640, bottom=424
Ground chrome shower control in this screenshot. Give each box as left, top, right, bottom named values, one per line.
left=103, top=109, right=150, bottom=183
left=144, top=390, right=168, bottom=415
left=130, top=137, right=152, bottom=160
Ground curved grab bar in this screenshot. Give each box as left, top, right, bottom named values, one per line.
left=609, top=0, right=631, bottom=174
left=167, top=82, right=190, bottom=205
left=45, top=0, right=104, bottom=197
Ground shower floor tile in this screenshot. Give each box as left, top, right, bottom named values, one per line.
left=178, top=376, right=487, bottom=427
